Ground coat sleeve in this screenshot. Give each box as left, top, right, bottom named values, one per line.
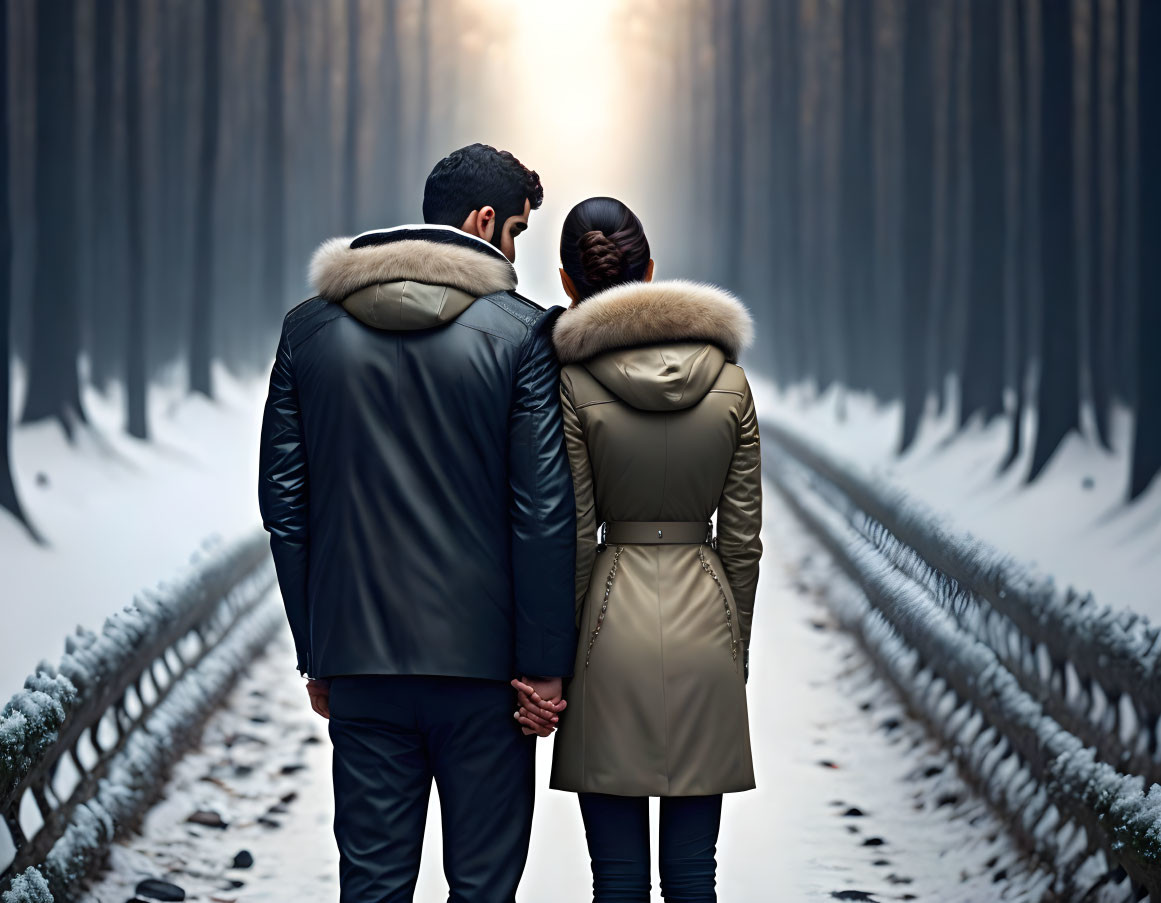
left=716, top=376, right=762, bottom=652
left=257, top=324, right=312, bottom=676
left=508, top=313, right=579, bottom=678
left=560, top=372, right=599, bottom=627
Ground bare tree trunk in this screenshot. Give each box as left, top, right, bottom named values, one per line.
left=415, top=0, right=431, bottom=179
left=263, top=0, right=286, bottom=314
left=21, top=0, right=87, bottom=436
left=841, top=0, right=874, bottom=396
left=1029, top=0, right=1081, bottom=481
left=124, top=0, right=147, bottom=440
left=1118, top=0, right=1139, bottom=405
left=89, top=0, right=119, bottom=390
left=1, top=1, right=36, bottom=538
left=899, top=0, right=935, bottom=452
left=774, top=0, right=802, bottom=384
left=342, top=0, right=360, bottom=230
left=190, top=0, right=221, bottom=398
left=1129, top=0, right=1159, bottom=498
left=1000, top=0, right=1028, bottom=472
left=960, top=0, right=1008, bottom=426
left=926, top=0, right=956, bottom=413
left=724, top=0, right=745, bottom=287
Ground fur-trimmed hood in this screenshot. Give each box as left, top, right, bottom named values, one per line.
left=552, top=279, right=753, bottom=365
left=553, top=280, right=754, bottom=412
left=309, top=225, right=517, bottom=303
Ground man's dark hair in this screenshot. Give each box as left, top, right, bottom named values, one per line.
left=422, top=143, right=544, bottom=234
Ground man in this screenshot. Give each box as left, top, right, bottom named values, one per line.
left=258, top=143, right=577, bottom=902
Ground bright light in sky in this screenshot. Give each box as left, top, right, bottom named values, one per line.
left=459, top=0, right=663, bottom=306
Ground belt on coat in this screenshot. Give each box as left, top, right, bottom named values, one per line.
left=601, top=520, right=713, bottom=545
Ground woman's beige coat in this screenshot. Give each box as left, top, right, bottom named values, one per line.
left=548, top=280, right=762, bottom=797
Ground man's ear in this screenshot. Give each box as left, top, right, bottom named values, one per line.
left=460, top=206, right=497, bottom=243
left=643, top=259, right=655, bottom=283
left=560, top=268, right=582, bottom=307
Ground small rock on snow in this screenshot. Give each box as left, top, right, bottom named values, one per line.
left=133, top=878, right=186, bottom=901
left=187, top=810, right=228, bottom=829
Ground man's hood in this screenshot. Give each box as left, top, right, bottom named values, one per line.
left=308, top=225, right=517, bottom=331
left=552, top=280, right=754, bottom=412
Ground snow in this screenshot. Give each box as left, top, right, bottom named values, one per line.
left=78, top=485, right=1047, bottom=902
left=751, top=377, right=1161, bottom=620
left=0, top=363, right=268, bottom=703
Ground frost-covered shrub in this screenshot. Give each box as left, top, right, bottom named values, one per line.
left=0, top=672, right=76, bottom=798
left=1, top=866, right=52, bottom=903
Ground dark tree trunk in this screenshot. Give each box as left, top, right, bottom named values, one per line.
left=899, top=0, right=934, bottom=452
left=124, top=0, right=147, bottom=440
left=960, top=0, right=1008, bottom=426
left=925, top=0, right=957, bottom=413
left=773, top=0, right=802, bottom=384
left=342, top=0, right=360, bottom=230
left=379, top=0, right=402, bottom=225
left=1, top=1, right=35, bottom=538
left=1029, top=0, right=1081, bottom=481
left=89, top=0, right=119, bottom=390
left=1000, top=0, right=1029, bottom=473
left=263, top=0, right=286, bottom=314
left=415, top=0, right=431, bottom=178
left=1085, top=0, right=1116, bottom=447
left=841, top=0, right=874, bottom=397
left=21, top=0, right=87, bottom=435
left=724, top=0, right=745, bottom=288
left=1129, top=0, right=1159, bottom=498
left=190, top=0, right=222, bottom=398
left=1118, top=0, right=1139, bottom=406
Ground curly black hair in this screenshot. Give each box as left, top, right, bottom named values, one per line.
left=422, top=144, right=544, bottom=235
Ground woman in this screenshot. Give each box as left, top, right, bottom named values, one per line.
left=516, top=197, right=762, bottom=901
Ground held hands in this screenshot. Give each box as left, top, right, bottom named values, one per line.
left=510, top=676, right=566, bottom=737
left=306, top=677, right=331, bottom=719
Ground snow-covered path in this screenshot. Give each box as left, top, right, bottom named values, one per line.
left=79, top=485, right=1040, bottom=903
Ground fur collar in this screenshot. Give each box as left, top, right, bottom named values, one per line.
left=552, top=280, right=754, bottom=364
left=309, top=225, right=517, bottom=302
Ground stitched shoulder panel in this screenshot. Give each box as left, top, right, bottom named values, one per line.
left=562, top=363, right=615, bottom=408
left=481, top=290, right=554, bottom=329
left=712, top=361, right=750, bottom=396
left=284, top=297, right=343, bottom=348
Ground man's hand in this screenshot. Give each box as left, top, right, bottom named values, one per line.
left=306, top=678, right=331, bottom=719
left=510, top=676, right=565, bottom=737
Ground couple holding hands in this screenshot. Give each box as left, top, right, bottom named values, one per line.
left=258, top=142, right=761, bottom=903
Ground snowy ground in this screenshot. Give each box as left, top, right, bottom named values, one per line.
left=752, top=376, right=1161, bottom=621
left=0, top=364, right=268, bottom=700
left=79, top=485, right=1041, bottom=903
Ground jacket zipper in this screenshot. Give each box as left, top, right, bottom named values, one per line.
left=698, top=547, right=739, bottom=662
left=584, top=546, right=624, bottom=668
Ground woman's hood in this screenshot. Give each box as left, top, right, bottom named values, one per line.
left=552, top=280, right=754, bottom=412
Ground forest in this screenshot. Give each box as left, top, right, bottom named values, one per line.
left=1, top=0, right=1159, bottom=546
left=669, top=0, right=1160, bottom=500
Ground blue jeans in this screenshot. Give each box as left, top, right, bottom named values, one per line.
left=577, top=792, right=722, bottom=902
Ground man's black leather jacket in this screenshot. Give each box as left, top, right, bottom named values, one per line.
left=258, top=225, right=577, bottom=681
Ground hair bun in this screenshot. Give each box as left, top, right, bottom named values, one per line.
left=578, top=230, right=627, bottom=289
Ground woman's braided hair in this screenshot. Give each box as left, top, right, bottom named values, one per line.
left=560, top=197, right=651, bottom=301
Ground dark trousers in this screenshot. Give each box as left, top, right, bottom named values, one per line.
left=328, top=675, right=535, bottom=903
left=577, top=793, right=723, bottom=902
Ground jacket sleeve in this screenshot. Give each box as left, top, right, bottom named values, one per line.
left=560, top=372, right=599, bottom=627
left=258, top=324, right=312, bottom=676
left=508, top=313, right=579, bottom=678
left=716, top=377, right=762, bottom=652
